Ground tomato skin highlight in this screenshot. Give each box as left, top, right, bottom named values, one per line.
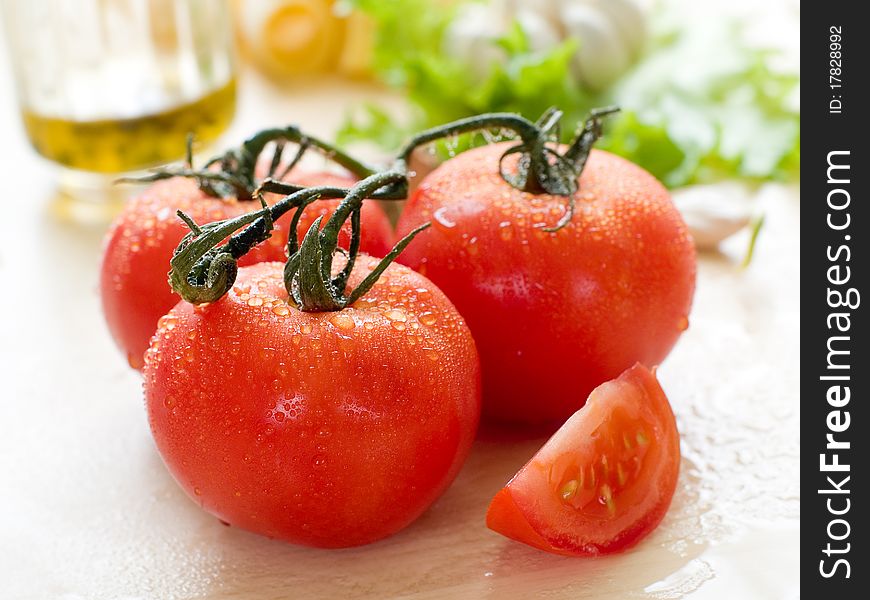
left=100, top=172, right=394, bottom=368
left=144, top=259, right=481, bottom=548
left=396, top=144, right=696, bottom=424
left=486, top=364, right=680, bottom=556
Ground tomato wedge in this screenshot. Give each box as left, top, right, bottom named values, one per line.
left=486, top=363, right=680, bottom=556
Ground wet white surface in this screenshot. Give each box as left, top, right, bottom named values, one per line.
left=0, top=156, right=800, bottom=600
left=0, top=26, right=799, bottom=600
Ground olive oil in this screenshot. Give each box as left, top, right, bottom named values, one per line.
left=21, top=79, right=237, bottom=173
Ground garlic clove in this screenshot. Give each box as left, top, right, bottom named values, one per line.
left=443, top=3, right=507, bottom=79
left=515, top=9, right=562, bottom=53
left=671, top=184, right=753, bottom=250
left=584, top=0, right=648, bottom=60
left=560, top=3, right=632, bottom=90
left=508, top=0, right=566, bottom=36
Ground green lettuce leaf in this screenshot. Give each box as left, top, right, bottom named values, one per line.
left=339, top=0, right=800, bottom=187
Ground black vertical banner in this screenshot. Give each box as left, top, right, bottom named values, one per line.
left=802, top=3, right=868, bottom=597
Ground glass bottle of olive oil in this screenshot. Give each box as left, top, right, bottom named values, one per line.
left=21, top=79, right=237, bottom=173
left=2, top=0, right=237, bottom=175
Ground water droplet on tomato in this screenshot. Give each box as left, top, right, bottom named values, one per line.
left=312, top=454, right=327, bottom=467
left=194, top=487, right=202, bottom=496
left=272, top=305, right=290, bottom=317
left=385, top=309, right=406, bottom=322
left=677, top=316, right=689, bottom=331
left=498, top=221, right=513, bottom=241
left=419, top=312, right=437, bottom=326
left=433, top=207, right=457, bottom=230
left=329, top=313, right=356, bottom=331
left=157, top=314, right=177, bottom=331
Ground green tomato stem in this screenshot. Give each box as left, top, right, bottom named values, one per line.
left=168, top=185, right=349, bottom=304
left=395, top=106, right=620, bottom=229
left=120, top=125, right=381, bottom=200
left=285, top=171, right=430, bottom=312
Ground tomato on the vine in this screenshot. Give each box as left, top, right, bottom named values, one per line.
left=486, top=363, right=680, bottom=556
left=144, top=258, right=480, bottom=547
left=100, top=171, right=393, bottom=368
left=396, top=141, right=695, bottom=424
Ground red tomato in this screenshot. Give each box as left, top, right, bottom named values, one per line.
left=144, top=258, right=481, bottom=548
left=100, top=172, right=394, bottom=368
left=396, top=144, right=695, bottom=424
left=486, top=363, right=680, bottom=556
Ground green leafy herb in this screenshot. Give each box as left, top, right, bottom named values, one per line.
left=339, top=0, right=800, bottom=187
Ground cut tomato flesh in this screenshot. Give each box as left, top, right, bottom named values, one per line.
left=486, top=363, right=680, bottom=556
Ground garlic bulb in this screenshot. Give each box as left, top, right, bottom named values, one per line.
left=449, top=0, right=649, bottom=90
left=579, top=0, right=647, bottom=60
left=443, top=3, right=507, bottom=79
left=560, top=2, right=633, bottom=90
left=514, top=8, right=562, bottom=53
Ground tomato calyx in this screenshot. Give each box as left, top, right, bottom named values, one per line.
left=167, top=185, right=344, bottom=304
left=119, top=125, right=403, bottom=201
left=283, top=171, right=431, bottom=312
left=395, top=106, right=619, bottom=230
left=167, top=171, right=429, bottom=311
left=125, top=107, right=622, bottom=307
